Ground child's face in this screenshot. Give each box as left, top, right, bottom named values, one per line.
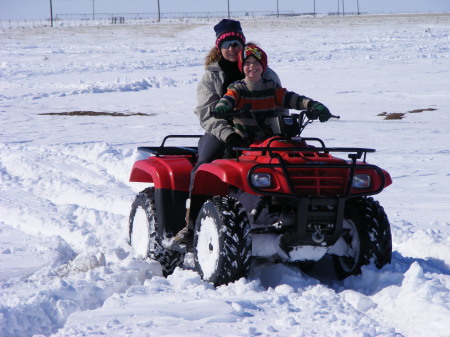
left=243, top=56, right=263, bottom=82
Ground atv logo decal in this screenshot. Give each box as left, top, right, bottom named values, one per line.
left=283, top=117, right=294, bottom=125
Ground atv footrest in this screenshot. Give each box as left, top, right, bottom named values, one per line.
left=138, top=146, right=198, bottom=156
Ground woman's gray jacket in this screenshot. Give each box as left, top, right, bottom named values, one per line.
left=194, top=61, right=282, bottom=142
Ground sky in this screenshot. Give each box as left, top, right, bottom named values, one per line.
left=1, top=0, right=450, bottom=20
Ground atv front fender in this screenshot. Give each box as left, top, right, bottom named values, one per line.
left=129, top=156, right=193, bottom=192
left=192, top=159, right=257, bottom=196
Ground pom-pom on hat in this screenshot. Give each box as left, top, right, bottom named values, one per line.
left=214, top=19, right=246, bottom=49
left=238, top=44, right=268, bottom=73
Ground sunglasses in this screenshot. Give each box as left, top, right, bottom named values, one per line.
left=221, top=40, right=243, bottom=49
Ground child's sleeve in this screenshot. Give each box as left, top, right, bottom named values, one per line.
left=216, top=86, right=240, bottom=110
left=277, top=88, right=313, bottom=110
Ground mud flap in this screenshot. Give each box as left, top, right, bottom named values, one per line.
left=154, top=188, right=189, bottom=238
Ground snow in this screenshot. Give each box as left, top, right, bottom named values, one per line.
left=196, top=215, right=220, bottom=279
left=1, top=13, right=450, bottom=337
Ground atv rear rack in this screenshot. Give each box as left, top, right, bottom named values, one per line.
left=138, top=135, right=201, bottom=157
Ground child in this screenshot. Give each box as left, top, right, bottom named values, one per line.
left=214, top=44, right=331, bottom=155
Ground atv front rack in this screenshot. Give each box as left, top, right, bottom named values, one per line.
left=236, top=146, right=375, bottom=162
left=239, top=146, right=387, bottom=199
left=138, top=135, right=201, bottom=157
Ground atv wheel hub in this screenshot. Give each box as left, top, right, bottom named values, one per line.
left=131, top=207, right=151, bottom=258
left=196, top=215, right=220, bottom=279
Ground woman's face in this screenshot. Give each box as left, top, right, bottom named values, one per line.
left=220, top=40, right=243, bottom=62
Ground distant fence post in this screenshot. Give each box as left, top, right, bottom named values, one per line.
left=49, top=0, right=53, bottom=27
left=157, top=0, right=161, bottom=22
left=111, top=16, right=125, bottom=24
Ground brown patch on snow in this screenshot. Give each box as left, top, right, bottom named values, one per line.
left=39, top=111, right=155, bottom=117
left=378, top=112, right=406, bottom=120
left=408, top=108, right=437, bottom=113
left=378, top=107, right=437, bottom=120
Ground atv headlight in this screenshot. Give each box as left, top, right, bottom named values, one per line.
left=352, top=174, right=371, bottom=189
left=251, top=173, right=272, bottom=188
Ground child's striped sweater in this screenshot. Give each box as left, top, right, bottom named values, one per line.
left=215, top=78, right=312, bottom=141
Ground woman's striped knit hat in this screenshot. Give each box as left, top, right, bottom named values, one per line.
left=214, top=19, right=246, bottom=49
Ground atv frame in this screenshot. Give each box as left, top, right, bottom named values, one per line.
left=128, top=111, right=393, bottom=285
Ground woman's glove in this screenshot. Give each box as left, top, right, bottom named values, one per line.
left=224, top=133, right=246, bottom=158
left=308, top=101, right=332, bottom=122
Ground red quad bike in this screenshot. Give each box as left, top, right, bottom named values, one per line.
left=128, top=110, right=393, bottom=286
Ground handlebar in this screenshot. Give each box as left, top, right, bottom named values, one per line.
left=211, top=109, right=284, bottom=119
left=212, top=108, right=340, bottom=121
left=305, top=110, right=340, bottom=120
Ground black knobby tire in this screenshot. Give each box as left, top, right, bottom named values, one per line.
left=128, top=187, right=184, bottom=276
left=296, top=261, right=316, bottom=273
left=333, top=196, right=392, bottom=279
left=193, top=196, right=252, bottom=286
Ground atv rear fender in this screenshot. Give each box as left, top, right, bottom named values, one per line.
left=129, top=156, right=193, bottom=192
left=130, top=156, right=193, bottom=236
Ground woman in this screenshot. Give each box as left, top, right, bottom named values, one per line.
left=192, top=19, right=283, bottom=184
left=177, top=21, right=287, bottom=245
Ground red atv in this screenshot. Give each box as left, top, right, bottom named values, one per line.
left=128, top=111, right=392, bottom=286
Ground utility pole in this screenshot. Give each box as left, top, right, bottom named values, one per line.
left=49, top=0, right=53, bottom=27
left=92, top=0, right=95, bottom=20
left=157, top=0, right=160, bottom=22
left=337, top=0, right=340, bottom=15
left=342, top=0, right=345, bottom=16
left=356, top=0, right=360, bottom=15
left=227, top=0, right=230, bottom=19
left=276, top=0, right=279, bottom=18
left=313, top=0, right=316, bottom=16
